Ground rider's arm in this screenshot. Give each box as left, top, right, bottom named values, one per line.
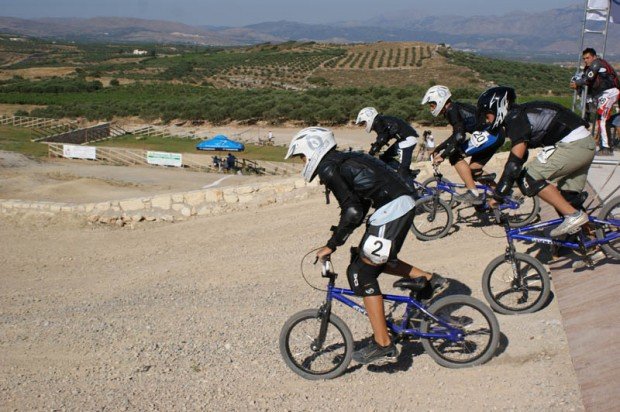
left=369, top=131, right=390, bottom=156
left=577, top=61, right=600, bottom=87
left=494, top=142, right=527, bottom=200
left=319, top=165, right=366, bottom=252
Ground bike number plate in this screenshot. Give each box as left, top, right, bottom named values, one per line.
left=362, top=235, right=392, bottom=264
left=470, top=131, right=490, bottom=147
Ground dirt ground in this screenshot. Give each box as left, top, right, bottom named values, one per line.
left=0, top=148, right=584, bottom=410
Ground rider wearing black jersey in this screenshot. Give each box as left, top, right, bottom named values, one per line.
left=285, top=127, right=448, bottom=365
left=355, top=107, right=419, bottom=179
left=570, top=48, right=619, bottom=155
left=422, top=85, right=505, bottom=205
left=479, top=86, right=596, bottom=237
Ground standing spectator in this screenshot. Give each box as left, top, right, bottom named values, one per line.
left=570, top=47, right=620, bottom=156
left=212, top=155, right=221, bottom=171
left=423, top=130, right=435, bottom=160
left=226, top=152, right=236, bottom=171
left=268, top=130, right=274, bottom=143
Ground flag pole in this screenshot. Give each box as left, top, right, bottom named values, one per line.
left=572, top=0, right=590, bottom=114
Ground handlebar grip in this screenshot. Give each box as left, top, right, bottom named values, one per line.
left=321, top=259, right=333, bottom=277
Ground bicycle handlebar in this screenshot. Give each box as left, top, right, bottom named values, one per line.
left=313, top=256, right=334, bottom=277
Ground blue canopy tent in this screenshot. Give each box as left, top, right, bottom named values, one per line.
left=196, top=135, right=245, bottom=152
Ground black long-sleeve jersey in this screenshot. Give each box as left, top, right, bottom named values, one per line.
left=369, top=115, right=418, bottom=155
left=434, top=101, right=477, bottom=155
left=574, top=58, right=619, bottom=97
left=317, top=150, right=413, bottom=251
left=502, top=101, right=589, bottom=148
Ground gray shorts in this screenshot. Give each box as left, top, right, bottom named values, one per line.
left=526, top=135, right=595, bottom=192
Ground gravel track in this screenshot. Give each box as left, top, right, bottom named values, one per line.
left=0, top=191, right=583, bottom=410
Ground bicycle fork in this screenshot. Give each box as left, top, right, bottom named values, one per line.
left=504, top=243, right=531, bottom=303
left=312, top=300, right=333, bottom=352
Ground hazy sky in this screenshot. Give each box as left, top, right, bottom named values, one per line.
left=2, top=0, right=581, bottom=26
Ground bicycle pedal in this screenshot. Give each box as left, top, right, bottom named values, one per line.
left=372, top=355, right=399, bottom=366
left=572, top=251, right=606, bottom=269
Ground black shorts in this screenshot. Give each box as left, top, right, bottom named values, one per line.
left=358, top=207, right=415, bottom=265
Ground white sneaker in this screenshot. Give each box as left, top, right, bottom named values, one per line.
left=550, top=211, right=589, bottom=237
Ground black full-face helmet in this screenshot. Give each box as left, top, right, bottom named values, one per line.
left=476, top=86, right=516, bottom=131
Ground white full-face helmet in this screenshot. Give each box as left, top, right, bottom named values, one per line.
left=421, top=85, right=452, bottom=117
left=356, top=107, right=378, bottom=133
left=285, top=127, right=337, bottom=182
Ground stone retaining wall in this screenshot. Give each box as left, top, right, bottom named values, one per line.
left=0, top=178, right=321, bottom=226
left=0, top=152, right=516, bottom=225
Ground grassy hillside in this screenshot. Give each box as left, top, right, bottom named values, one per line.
left=0, top=37, right=575, bottom=126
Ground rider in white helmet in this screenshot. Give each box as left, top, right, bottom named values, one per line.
left=286, top=127, right=449, bottom=365
left=421, top=85, right=505, bottom=205
left=355, top=107, right=419, bottom=179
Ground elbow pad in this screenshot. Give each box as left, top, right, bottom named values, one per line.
left=327, top=205, right=365, bottom=249
left=442, top=138, right=458, bottom=158
left=453, top=132, right=466, bottom=144
left=495, top=152, right=525, bottom=198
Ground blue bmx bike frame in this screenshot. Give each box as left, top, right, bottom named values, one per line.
left=431, top=179, right=523, bottom=211
left=501, top=214, right=620, bottom=250
left=323, top=282, right=465, bottom=342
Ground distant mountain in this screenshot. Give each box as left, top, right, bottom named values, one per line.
left=1, top=4, right=620, bottom=58
left=0, top=16, right=234, bottom=45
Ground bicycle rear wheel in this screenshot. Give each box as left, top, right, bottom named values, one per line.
left=420, top=295, right=499, bottom=368
left=504, top=194, right=540, bottom=228
left=422, top=176, right=457, bottom=208
left=482, top=253, right=550, bottom=314
left=279, top=309, right=353, bottom=380
left=410, top=196, right=453, bottom=241
left=596, top=195, right=620, bottom=259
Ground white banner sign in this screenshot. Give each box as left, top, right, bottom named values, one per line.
left=62, top=144, right=97, bottom=160
left=146, top=151, right=183, bottom=167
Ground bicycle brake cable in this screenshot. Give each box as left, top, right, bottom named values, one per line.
left=300, top=247, right=330, bottom=292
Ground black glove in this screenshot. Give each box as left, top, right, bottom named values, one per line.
left=368, top=142, right=380, bottom=156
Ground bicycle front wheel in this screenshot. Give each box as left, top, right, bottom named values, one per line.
left=420, top=295, right=500, bottom=368
left=421, top=176, right=457, bottom=208
left=596, top=195, right=620, bottom=259
left=504, top=194, right=540, bottom=228
left=279, top=309, right=353, bottom=380
left=410, top=196, right=453, bottom=241
left=482, top=253, right=550, bottom=314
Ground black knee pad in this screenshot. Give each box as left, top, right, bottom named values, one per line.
left=346, top=257, right=383, bottom=297
left=560, top=190, right=588, bottom=210
left=517, top=170, right=549, bottom=197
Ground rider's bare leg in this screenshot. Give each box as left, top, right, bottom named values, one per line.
left=454, top=159, right=477, bottom=191
left=363, top=295, right=391, bottom=346
left=538, top=185, right=577, bottom=216
left=360, top=256, right=432, bottom=346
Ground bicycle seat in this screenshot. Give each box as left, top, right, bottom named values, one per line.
left=476, top=173, right=496, bottom=183
left=393, top=277, right=428, bottom=292
left=409, top=169, right=421, bottom=179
